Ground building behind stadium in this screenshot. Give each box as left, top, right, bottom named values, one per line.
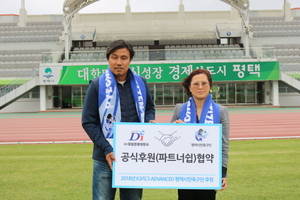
left=1, top=0, right=300, bottom=113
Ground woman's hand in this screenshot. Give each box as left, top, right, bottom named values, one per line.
left=218, top=178, right=227, bottom=191
left=173, top=119, right=185, bottom=123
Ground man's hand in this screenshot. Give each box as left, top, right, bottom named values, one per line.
left=106, top=152, right=116, bottom=170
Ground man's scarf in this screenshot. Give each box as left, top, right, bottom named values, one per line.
left=98, top=67, right=146, bottom=143
left=179, top=94, right=220, bottom=124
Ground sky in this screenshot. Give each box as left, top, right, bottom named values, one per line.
left=0, top=0, right=299, bottom=15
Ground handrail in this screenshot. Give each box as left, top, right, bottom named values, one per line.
left=41, top=47, right=277, bottom=63
left=0, top=72, right=36, bottom=98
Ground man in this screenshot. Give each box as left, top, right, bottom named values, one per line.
left=82, top=40, right=155, bottom=200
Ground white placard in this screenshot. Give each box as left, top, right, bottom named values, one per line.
left=112, top=123, right=222, bottom=189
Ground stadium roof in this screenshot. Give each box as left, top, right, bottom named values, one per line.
left=63, top=0, right=249, bottom=18
left=62, top=0, right=250, bottom=29
left=63, top=0, right=99, bottom=17
left=221, top=0, right=249, bottom=12
left=220, top=0, right=250, bottom=22
left=62, top=0, right=250, bottom=57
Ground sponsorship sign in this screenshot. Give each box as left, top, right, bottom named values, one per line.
left=112, top=123, right=222, bottom=189
left=39, top=61, right=280, bottom=85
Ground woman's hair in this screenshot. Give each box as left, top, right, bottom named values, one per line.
left=182, top=69, right=212, bottom=97
left=106, top=39, right=135, bottom=60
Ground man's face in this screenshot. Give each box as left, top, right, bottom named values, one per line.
left=108, top=48, right=131, bottom=82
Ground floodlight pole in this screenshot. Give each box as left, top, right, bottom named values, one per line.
left=63, top=10, right=72, bottom=61
left=242, top=14, right=250, bottom=57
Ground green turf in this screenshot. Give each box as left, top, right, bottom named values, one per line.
left=285, top=73, right=300, bottom=80
left=217, top=139, right=300, bottom=200
left=0, top=79, right=30, bottom=85
left=0, top=139, right=299, bottom=200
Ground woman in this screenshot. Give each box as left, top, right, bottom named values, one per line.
left=171, top=69, right=230, bottom=200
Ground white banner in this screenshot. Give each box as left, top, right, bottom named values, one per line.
left=112, top=123, right=222, bottom=189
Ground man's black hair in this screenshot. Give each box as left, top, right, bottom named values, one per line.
left=106, top=39, right=135, bottom=60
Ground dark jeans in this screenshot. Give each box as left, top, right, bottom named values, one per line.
left=92, top=160, right=142, bottom=200
left=178, top=189, right=216, bottom=200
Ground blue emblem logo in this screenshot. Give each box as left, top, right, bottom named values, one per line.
left=43, top=68, right=53, bottom=79
left=195, top=128, right=209, bottom=141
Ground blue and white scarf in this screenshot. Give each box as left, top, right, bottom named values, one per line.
left=179, top=94, right=220, bottom=124
left=98, top=67, right=146, bottom=144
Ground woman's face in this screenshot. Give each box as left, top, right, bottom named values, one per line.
left=189, top=73, right=210, bottom=101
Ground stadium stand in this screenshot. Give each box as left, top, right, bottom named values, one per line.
left=0, top=21, right=63, bottom=43
left=261, top=41, right=300, bottom=79
left=63, top=42, right=247, bottom=63
left=251, top=16, right=300, bottom=37
left=0, top=17, right=64, bottom=111
left=248, top=14, right=300, bottom=80
left=0, top=48, right=51, bottom=78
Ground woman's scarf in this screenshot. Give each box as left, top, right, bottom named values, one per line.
left=98, top=67, right=146, bottom=143
left=179, top=94, right=220, bottom=124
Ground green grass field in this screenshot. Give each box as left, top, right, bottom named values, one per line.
left=1, top=139, right=299, bottom=200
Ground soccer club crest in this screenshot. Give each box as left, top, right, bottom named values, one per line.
left=105, top=113, right=116, bottom=138
left=195, top=128, right=209, bottom=141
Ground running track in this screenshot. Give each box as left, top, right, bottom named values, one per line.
left=1, top=107, right=300, bottom=144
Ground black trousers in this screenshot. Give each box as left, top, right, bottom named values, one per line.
left=178, top=189, right=216, bottom=200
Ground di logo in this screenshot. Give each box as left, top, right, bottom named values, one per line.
left=129, top=130, right=145, bottom=141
